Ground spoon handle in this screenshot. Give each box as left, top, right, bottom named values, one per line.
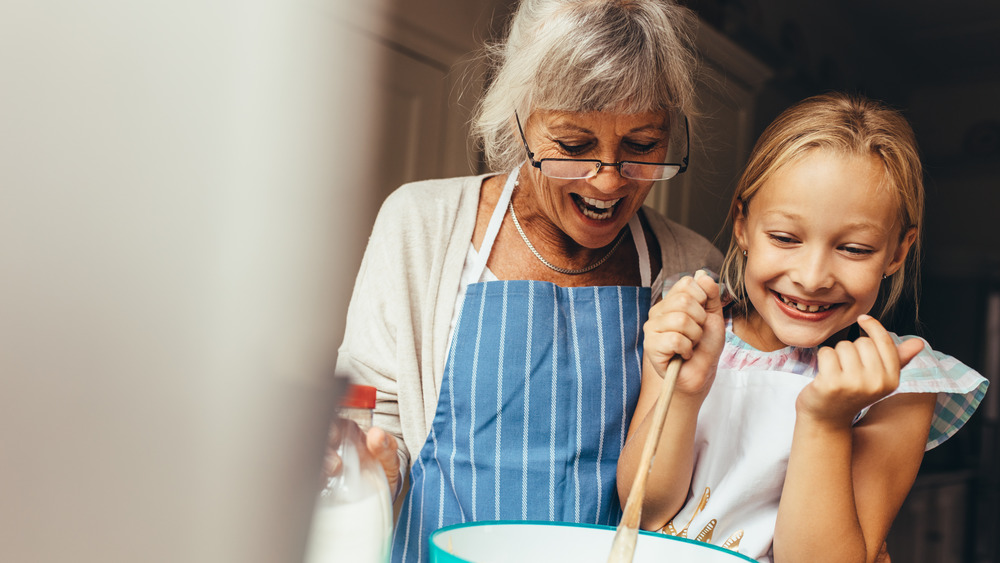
left=607, top=356, right=682, bottom=563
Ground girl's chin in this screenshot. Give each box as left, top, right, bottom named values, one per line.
left=783, top=335, right=830, bottom=348
left=774, top=323, right=854, bottom=349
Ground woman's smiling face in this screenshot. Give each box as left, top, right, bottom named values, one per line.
left=517, top=109, right=672, bottom=250
left=734, top=149, right=916, bottom=351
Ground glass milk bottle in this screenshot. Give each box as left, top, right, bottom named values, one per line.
left=304, top=384, right=392, bottom=563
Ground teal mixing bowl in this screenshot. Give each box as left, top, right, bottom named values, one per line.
left=429, top=520, right=756, bottom=562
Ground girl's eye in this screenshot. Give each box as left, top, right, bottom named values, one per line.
left=768, top=233, right=798, bottom=245
left=842, top=245, right=875, bottom=256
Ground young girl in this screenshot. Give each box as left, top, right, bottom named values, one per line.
left=617, top=93, right=988, bottom=563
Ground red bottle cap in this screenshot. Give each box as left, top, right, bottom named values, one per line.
left=342, top=384, right=377, bottom=409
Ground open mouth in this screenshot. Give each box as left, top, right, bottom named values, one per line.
left=572, top=194, right=620, bottom=220
left=776, top=292, right=835, bottom=313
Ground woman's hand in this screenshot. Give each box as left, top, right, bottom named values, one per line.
left=797, top=314, right=925, bottom=426
left=323, top=421, right=345, bottom=480
left=324, top=423, right=402, bottom=498
left=643, top=270, right=725, bottom=396
left=365, top=426, right=402, bottom=497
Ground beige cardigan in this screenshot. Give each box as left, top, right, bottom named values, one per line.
left=335, top=174, right=722, bottom=479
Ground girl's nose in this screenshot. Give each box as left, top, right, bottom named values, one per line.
left=791, top=248, right=835, bottom=292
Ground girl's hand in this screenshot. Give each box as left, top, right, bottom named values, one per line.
left=643, top=270, right=725, bottom=396
left=798, top=314, right=924, bottom=426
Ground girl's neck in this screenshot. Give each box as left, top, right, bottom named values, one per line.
left=732, top=312, right=786, bottom=352
left=821, top=324, right=857, bottom=348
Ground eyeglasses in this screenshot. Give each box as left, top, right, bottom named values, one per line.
left=515, top=111, right=688, bottom=181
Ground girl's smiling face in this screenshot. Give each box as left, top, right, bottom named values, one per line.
left=734, top=149, right=917, bottom=351
left=516, top=110, right=672, bottom=251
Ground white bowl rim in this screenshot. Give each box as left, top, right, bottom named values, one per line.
left=429, top=519, right=757, bottom=563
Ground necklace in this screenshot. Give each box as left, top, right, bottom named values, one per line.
left=508, top=200, right=627, bottom=275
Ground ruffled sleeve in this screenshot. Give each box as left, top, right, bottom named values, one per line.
left=888, top=335, right=989, bottom=450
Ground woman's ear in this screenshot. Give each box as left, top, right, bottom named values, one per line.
left=886, top=226, right=917, bottom=276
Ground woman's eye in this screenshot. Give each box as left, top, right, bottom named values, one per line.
left=625, top=141, right=659, bottom=154
left=555, top=140, right=591, bottom=155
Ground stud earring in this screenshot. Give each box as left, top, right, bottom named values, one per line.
left=882, top=273, right=888, bottom=280
left=742, top=249, right=747, bottom=257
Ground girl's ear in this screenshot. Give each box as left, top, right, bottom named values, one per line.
left=886, top=226, right=917, bottom=276
left=733, top=200, right=748, bottom=251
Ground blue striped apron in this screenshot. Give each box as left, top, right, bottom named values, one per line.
left=391, top=170, right=652, bottom=562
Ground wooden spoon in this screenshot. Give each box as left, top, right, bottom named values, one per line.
left=606, top=355, right=683, bottom=563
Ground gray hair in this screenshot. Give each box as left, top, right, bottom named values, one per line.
left=473, top=0, right=699, bottom=173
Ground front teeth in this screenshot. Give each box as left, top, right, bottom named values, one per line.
left=581, top=196, right=620, bottom=209
left=780, top=294, right=832, bottom=313
left=576, top=196, right=620, bottom=219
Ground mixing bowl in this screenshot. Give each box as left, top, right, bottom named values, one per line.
left=429, top=520, right=756, bottom=562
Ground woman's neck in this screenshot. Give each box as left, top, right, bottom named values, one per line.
left=509, top=187, right=610, bottom=267
left=473, top=174, right=642, bottom=287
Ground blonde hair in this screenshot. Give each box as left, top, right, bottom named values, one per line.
left=719, top=92, right=924, bottom=321
left=473, top=0, right=699, bottom=173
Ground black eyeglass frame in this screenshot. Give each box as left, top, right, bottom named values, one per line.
left=514, top=111, right=689, bottom=181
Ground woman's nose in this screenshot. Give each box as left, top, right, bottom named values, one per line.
left=588, top=162, right=628, bottom=193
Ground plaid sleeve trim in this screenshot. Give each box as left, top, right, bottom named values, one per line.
left=891, top=335, right=989, bottom=451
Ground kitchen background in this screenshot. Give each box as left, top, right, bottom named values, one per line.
left=2, top=1, right=995, bottom=562
left=353, top=0, right=1000, bottom=561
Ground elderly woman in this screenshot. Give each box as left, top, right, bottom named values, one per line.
left=335, top=0, right=722, bottom=560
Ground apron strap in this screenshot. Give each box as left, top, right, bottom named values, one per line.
left=628, top=212, right=651, bottom=288
left=474, top=165, right=652, bottom=287
left=471, top=167, right=519, bottom=282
